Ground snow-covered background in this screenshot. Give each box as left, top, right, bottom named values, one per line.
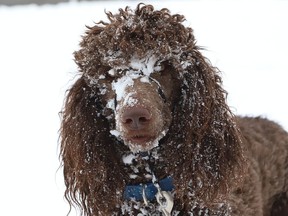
left=0, top=1, right=287, bottom=215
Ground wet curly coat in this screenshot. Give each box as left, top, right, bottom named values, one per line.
left=60, top=4, right=288, bottom=215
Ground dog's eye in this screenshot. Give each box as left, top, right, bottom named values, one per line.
left=158, top=87, right=167, bottom=103
left=150, top=64, right=175, bottom=102
left=107, top=68, right=130, bottom=78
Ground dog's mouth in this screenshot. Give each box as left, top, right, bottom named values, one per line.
left=124, top=134, right=158, bottom=152
left=122, top=130, right=167, bottom=152
left=126, top=134, right=154, bottom=145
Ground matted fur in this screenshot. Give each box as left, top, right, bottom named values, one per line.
left=60, top=4, right=288, bottom=216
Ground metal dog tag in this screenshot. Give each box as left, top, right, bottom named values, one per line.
left=155, top=191, right=174, bottom=216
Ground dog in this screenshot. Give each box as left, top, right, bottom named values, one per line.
left=60, top=4, right=288, bottom=215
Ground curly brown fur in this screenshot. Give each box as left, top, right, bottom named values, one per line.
left=60, top=4, right=288, bottom=215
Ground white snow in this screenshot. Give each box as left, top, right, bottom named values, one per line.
left=110, top=129, right=121, bottom=138
left=112, top=75, right=135, bottom=102
left=140, top=76, right=150, bottom=83
left=129, top=55, right=162, bottom=76
left=0, top=1, right=287, bottom=216
left=122, top=153, right=136, bottom=165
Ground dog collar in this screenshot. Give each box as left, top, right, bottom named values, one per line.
left=123, top=176, right=174, bottom=201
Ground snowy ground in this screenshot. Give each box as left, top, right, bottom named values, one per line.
left=0, top=1, right=287, bottom=215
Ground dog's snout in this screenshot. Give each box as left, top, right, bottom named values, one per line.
left=122, top=107, right=151, bottom=130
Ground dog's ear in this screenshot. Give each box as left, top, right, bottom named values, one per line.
left=165, top=49, right=245, bottom=203
left=60, top=77, right=123, bottom=215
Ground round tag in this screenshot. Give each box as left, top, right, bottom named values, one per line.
left=155, top=191, right=174, bottom=216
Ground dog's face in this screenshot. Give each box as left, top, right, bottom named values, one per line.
left=91, top=57, right=180, bottom=152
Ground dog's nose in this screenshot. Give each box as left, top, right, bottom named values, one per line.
left=122, top=107, right=151, bottom=130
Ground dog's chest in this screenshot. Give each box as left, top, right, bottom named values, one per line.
left=122, top=152, right=167, bottom=184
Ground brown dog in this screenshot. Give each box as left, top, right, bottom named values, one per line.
left=60, top=4, right=288, bottom=215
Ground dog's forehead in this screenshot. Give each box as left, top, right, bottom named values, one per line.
left=107, top=55, right=163, bottom=78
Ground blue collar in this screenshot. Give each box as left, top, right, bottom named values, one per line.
left=123, top=176, right=174, bottom=201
